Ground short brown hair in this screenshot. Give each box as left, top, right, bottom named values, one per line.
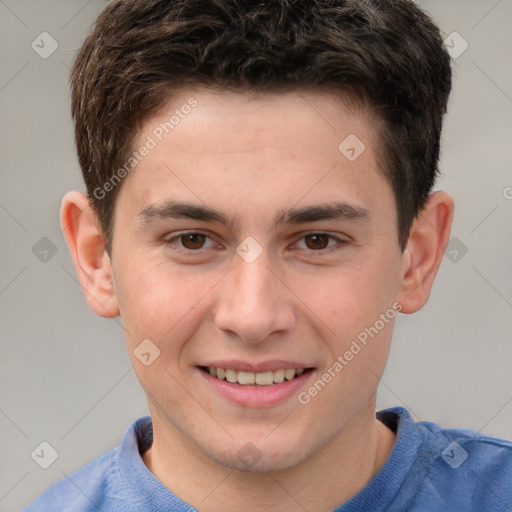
left=70, top=0, right=452, bottom=255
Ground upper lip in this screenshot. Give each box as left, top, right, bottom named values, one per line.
left=200, top=360, right=313, bottom=373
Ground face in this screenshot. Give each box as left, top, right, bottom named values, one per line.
left=110, top=87, right=405, bottom=472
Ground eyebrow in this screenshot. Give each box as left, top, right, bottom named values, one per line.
left=136, top=200, right=370, bottom=230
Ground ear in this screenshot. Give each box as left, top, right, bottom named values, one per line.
left=60, top=191, right=120, bottom=318
left=397, top=191, right=454, bottom=314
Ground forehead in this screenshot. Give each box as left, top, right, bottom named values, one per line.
left=115, top=87, right=391, bottom=225
left=145, top=86, right=373, bottom=152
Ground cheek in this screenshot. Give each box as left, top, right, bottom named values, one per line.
left=301, top=252, right=401, bottom=371
left=115, top=262, right=221, bottom=395
left=116, top=257, right=236, bottom=368
left=310, top=270, right=398, bottom=410
left=114, top=259, right=217, bottom=350
left=307, top=260, right=399, bottom=327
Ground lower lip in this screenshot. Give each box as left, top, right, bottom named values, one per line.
left=197, top=368, right=314, bottom=408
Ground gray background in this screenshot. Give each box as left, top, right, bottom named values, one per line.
left=1, top=0, right=511, bottom=510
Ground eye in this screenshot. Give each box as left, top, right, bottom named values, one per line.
left=294, top=233, right=347, bottom=252
left=164, top=232, right=217, bottom=251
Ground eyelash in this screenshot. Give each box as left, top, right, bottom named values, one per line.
left=163, top=231, right=348, bottom=255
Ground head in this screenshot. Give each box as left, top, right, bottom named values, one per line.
left=63, top=0, right=453, bottom=472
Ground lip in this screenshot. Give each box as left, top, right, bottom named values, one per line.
left=196, top=365, right=315, bottom=408
left=201, top=360, right=311, bottom=373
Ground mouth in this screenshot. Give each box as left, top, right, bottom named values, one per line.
left=199, top=366, right=314, bottom=386
left=196, top=360, right=316, bottom=407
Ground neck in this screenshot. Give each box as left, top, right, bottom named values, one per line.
left=142, top=402, right=396, bottom=512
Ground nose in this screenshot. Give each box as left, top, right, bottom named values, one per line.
left=214, top=251, right=296, bottom=343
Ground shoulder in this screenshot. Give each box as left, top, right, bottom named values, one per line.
left=414, top=412, right=512, bottom=471
left=394, top=408, right=512, bottom=511
left=22, top=446, right=137, bottom=512
left=22, top=447, right=111, bottom=511
left=22, top=416, right=152, bottom=512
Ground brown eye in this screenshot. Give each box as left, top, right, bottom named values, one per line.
left=163, top=231, right=217, bottom=253
left=304, top=233, right=330, bottom=250
left=180, top=233, right=206, bottom=250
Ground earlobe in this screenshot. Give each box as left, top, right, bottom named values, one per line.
left=61, top=191, right=120, bottom=318
left=397, top=191, right=454, bottom=314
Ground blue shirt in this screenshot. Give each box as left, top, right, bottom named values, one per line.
left=23, top=407, right=512, bottom=511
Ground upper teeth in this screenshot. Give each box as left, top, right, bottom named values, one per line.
left=209, top=367, right=304, bottom=385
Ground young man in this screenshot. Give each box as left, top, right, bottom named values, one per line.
left=24, top=0, right=511, bottom=511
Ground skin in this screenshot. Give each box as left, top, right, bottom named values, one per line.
left=61, top=87, right=453, bottom=512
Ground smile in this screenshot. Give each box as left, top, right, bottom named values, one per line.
left=201, top=366, right=308, bottom=386
left=197, top=361, right=316, bottom=407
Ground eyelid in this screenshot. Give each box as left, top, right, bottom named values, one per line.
left=163, top=230, right=219, bottom=251
left=291, top=232, right=349, bottom=253
left=162, top=230, right=349, bottom=254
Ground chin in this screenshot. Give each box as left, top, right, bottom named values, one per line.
left=207, top=436, right=311, bottom=473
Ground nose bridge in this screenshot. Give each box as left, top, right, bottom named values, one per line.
left=237, top=254, right=273, bottom=303
left=214, top=250, right=295, bottom=342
